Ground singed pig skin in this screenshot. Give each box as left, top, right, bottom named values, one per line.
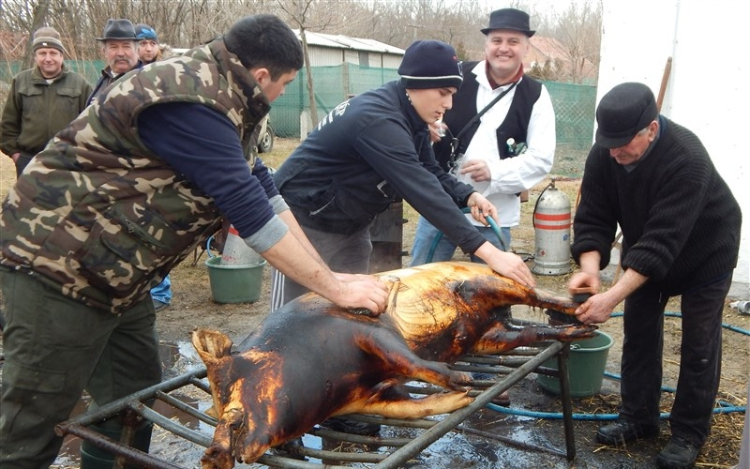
left=193, top=261, right=596, bottom=468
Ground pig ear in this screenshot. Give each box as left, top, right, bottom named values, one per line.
left=192, top=328, right=234, bottom=363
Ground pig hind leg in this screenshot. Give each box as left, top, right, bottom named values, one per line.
left=355, top=330, right=472, bottom=390
left=334, top=379, right=472, bottom=419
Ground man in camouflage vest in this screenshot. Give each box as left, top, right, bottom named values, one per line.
left=0, top=14, right=388, bottom=468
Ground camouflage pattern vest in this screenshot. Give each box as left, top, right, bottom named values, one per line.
left=0, top=39, right=270, bottom=314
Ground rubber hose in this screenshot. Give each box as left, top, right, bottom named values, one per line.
left=486, top=311, right=748, bottom=419
left=426, top=208, right=508, bottom=262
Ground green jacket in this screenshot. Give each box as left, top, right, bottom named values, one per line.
left=0, top=64, right=91, bottom=158
left=0, top=39, right=269, bottom=313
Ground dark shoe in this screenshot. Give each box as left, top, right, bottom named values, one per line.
left=490, top=390, right=511, bottom=406
left=656, top=436, right=699, bottom=469
left=320, top=416, right=381, bottom=436
left=596, top=420, right=659, bottom=446
left=153, top=299, right=170, bottom=311
left=472, top=371, right=494, bottom=381
left=271, top=437, right=306, bottom=460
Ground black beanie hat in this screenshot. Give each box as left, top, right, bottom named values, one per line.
left=595, top=82, right=658, bottom=149
left=398, top=40, right=463, bottom=90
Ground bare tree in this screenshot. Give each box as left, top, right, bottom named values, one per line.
left=1, top=0, right=601, bottom=100
left=546, top=1, right=602, bottom=83
left=275, top=0, right=351, bottom=127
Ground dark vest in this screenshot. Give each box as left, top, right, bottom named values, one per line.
left=434, top=61, right=542, bottom=171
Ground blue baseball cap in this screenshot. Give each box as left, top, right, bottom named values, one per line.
left=135, top=23, right=158, bottom=42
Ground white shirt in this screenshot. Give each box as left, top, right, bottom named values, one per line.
left=452, top=61, right=556, bottom=228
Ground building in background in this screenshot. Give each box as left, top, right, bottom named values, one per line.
left=597, top=0, right=748, bottom=297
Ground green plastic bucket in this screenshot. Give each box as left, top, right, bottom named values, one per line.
left=537, top=330, right=614, bottom=397
left=205, top=256, right=266, bottom=304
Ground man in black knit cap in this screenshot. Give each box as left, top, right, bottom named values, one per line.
left=569, top=82, right=742, bottom=469
left=271, top=39, right=535, bottom=436
left=272, top=39, right=536, bottom=311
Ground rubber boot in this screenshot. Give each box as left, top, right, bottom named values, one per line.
left=80, top=420, right=153, bottom=469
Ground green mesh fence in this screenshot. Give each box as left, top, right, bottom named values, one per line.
left=543, top=81, right=597, bottom=177
left=269, top=67, right=595, bottom=178
left=268, top=63, right=400, bottom=138
left=1, top=61, right=595, bottom=177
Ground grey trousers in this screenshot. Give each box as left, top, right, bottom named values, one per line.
left=270, top=224, right=372, bottom=311
left=0, top=271, right=162, bottom=468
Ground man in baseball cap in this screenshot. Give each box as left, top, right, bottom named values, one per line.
left=135, top=23, right=161, bottom=64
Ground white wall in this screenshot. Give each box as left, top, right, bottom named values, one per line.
left=599, top=0, right=749, bottom=298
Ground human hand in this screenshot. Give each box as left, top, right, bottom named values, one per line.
left=466, top=192, right=498, bottom=226
left=568, top=271, right=600, bottom=296
left=333, top=274, right=389, bottom=316
left=11, top=152, right=20, bottom=163
left=484, top=249, right=536, bottom=287
left=574, top=292, right=617, bottom=325
left=428, top=121, right=447, bottom=143
left=459, top=159, right=491, bottom=182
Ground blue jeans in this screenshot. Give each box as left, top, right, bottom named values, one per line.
left=150, top=274, right=172, bottom=304
left=409, top=216, right=511, bottom=266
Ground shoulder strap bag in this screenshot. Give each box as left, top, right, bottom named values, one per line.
left=448, top=80, right=519, bottom=169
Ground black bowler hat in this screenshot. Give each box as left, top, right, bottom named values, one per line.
left=97, top=19, right=137, bottom=41
left=595, top=82, right=658, bottom=149
left=481, top=8, right=535, bottom=37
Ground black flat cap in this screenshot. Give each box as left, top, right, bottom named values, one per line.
left=481, top=8, right=535, bottom=37
left=97, top=19, right=137, bottom=41
left=595, top=82, right=658, bottom=149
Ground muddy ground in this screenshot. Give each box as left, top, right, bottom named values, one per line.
left=1, top=144, right=748, bottom=468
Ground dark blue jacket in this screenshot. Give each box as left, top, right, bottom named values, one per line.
left=274, top=80, right=487, bottom=254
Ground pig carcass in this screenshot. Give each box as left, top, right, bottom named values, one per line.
left=192, top=261, right=595, bottom=468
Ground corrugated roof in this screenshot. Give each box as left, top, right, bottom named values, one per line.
left=293, top=30, right=404, bottom=55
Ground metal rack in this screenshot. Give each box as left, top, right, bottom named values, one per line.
left=56, top=339, right=575, bottom=469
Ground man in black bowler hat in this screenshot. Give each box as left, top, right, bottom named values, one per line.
left=410, top=7, right=556, bottom=271
left=569, top=82, right=741, bottom=469
left=87, top=18, right=142, bottom=105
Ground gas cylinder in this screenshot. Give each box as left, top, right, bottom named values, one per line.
left=531, top=180, right=572, bottom=275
